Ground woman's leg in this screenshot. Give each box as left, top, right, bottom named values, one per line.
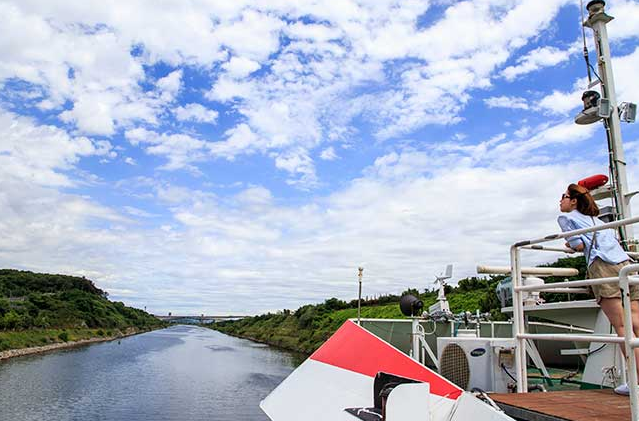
left=631, top=301, right=639, bottom=338
left=600, top=298, right=625, bottom=336
left=631, top=301, right=639, bottom=369
left=600, top=298, right=639, bottom=378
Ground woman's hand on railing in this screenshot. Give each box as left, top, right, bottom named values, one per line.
left=565, top=242, right=584, bottom=252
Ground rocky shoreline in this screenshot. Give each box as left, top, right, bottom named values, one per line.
left=0, top=328, right=143, bottom=361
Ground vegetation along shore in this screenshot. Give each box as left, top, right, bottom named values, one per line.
left=211, top=257, right=587, bottom=355
left=0, top=269, right=166, bottom=358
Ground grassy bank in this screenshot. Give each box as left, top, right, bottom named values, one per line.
left=212, top=287, right=499, bottom=354
left=212, top=256, right=586, bottom=355
left=0, top=327, right=143, bottom=352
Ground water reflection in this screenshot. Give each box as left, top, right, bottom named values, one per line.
left=0, top=326, right=296, bottom=421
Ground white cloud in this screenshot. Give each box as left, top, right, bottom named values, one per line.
left=221, top=56, right=261, bottom=78
left=124, top=157, right=136, bottom=165
left=212, top=9, right=285, bottom=62
left=320, top=146, right=338, bottom=161
left=156, top=69, right=183, bottom=101
left=502, top=44, right=578, bottom=81
left=208, top=124, right=260, bottom=160
left=286, top=21, right=342, bottom=43
left=608, top=1, right=639, bottom=41
left=537, top=89, right=583, bottom=115
left=234, top=186, right=273, bottom=207
left=0, top=109, right=112, bottom=187
left=483, top=120, right=597, bottom=166
left=206, top=76, right=254, bottom=102
left=485, top=96, right=530, bottom=110
left=59, top=91, right=119, bottom=135
left=123, top=206, right=156, bottom=218
left=2, top=0, right=623, bottom=186
left=274, top=150, right=318, bottom=188
left=613, top=47, right=639, bottom=103
left=125, top=128, right=208, bottom=171
left=174, top=103, right=219, bottom=124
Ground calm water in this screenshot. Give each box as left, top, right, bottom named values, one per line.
left=0, top=326, right=297, bottom=421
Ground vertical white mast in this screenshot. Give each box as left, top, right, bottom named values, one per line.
left=584, top=0, right=634, bottom=246
left=357, top=267, right=363, bottom=325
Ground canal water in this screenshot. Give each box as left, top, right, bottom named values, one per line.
left=0, top=325, right=297, bottom=421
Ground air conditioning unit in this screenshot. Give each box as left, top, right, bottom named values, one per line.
left=437, top=337, right=516, bottom=393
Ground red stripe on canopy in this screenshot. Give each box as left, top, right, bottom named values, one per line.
left=310, top=320, right=462, bottom=399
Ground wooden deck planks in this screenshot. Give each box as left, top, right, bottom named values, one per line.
left=489, top=390, right=632, bottom=421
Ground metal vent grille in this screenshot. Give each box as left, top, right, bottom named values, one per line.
left=439, top=343, right=470, bottom=390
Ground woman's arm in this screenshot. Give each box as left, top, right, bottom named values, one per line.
left=557, top=215, right=585, bottom=250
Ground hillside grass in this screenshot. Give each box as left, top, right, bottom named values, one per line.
left=213, top=286, right=498, bottom=354
left=213, top=256, right=587, bottom=355
left=0, top=327, right=129, bottom=351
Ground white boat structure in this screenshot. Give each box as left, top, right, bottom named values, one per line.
left=261, top=320, right=514, bottom=421
left=261, top=1, right=639, bottom=420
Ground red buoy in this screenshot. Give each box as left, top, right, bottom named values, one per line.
left=578, top=174, right=609, bottom=190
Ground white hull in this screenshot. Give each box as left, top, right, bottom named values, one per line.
left=261, top=320, right=514, bottom=421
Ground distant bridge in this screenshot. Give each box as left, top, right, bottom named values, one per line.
left=155, top=315, right=246, bottom=324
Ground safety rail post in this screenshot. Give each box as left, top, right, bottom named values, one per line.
left=620, top=264, right=639, bottom=421
left=508, top=216, right=639, bottom=398
left=511, top=244, right=527, bottom=392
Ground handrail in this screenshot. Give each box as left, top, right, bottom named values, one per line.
left=513, top=215, right=639, bottom=247
left=522, top=245, right=578, bottom=253
left=515, top=276, right=639, bottom=292
left=477, top=265, right=579, bottom=277
left=510, top=215, right=639, bottom=421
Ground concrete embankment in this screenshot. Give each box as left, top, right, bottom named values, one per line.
left=0, top=328, right=145, bottom=361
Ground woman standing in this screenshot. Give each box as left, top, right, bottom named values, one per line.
left=558, top=183, right=639, bottom=395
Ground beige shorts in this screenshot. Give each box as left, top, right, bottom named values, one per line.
left=588, top=258, right=639, bottom=303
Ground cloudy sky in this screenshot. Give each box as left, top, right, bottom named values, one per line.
left=1, top=0, right=638, bottom=315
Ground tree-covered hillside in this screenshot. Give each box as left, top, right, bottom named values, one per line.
left=0, top=269, right=163, bottom=332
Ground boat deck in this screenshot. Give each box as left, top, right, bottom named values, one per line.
left=490, top=390, right=632, bottom=421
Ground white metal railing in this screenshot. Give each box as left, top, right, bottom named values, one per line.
left=510, top=215, right=639, bottom=421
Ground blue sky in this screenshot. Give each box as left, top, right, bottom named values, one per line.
left=1, top=0, right=638, bottom=315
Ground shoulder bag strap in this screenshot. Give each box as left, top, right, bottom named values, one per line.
left=585, top=216, right=598, bottom=264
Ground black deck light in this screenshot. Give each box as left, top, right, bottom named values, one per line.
left=399, top=294, right=423, bottom=317
left=581, top=90, right=600, bottom=110
left=586, top=0, right=605, bottom=15
left=575, top=90, right=610, bottom=125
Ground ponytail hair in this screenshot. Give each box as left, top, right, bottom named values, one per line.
left=567, top=183, right=599, bottom=216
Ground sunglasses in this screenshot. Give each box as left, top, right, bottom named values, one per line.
left=561, top=194, right=572, bottom=200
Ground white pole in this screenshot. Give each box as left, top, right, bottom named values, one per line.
left=620, top=264, right=639, bottom=421
left=518, top=333, right=625, bottom=343
left=511, top=245, right=527, bottom=392
left=585, top=1, right=634, bottom=246
left=412, top=318, right=421, bottom=363
left=357, top=267, right=363, bottom=325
